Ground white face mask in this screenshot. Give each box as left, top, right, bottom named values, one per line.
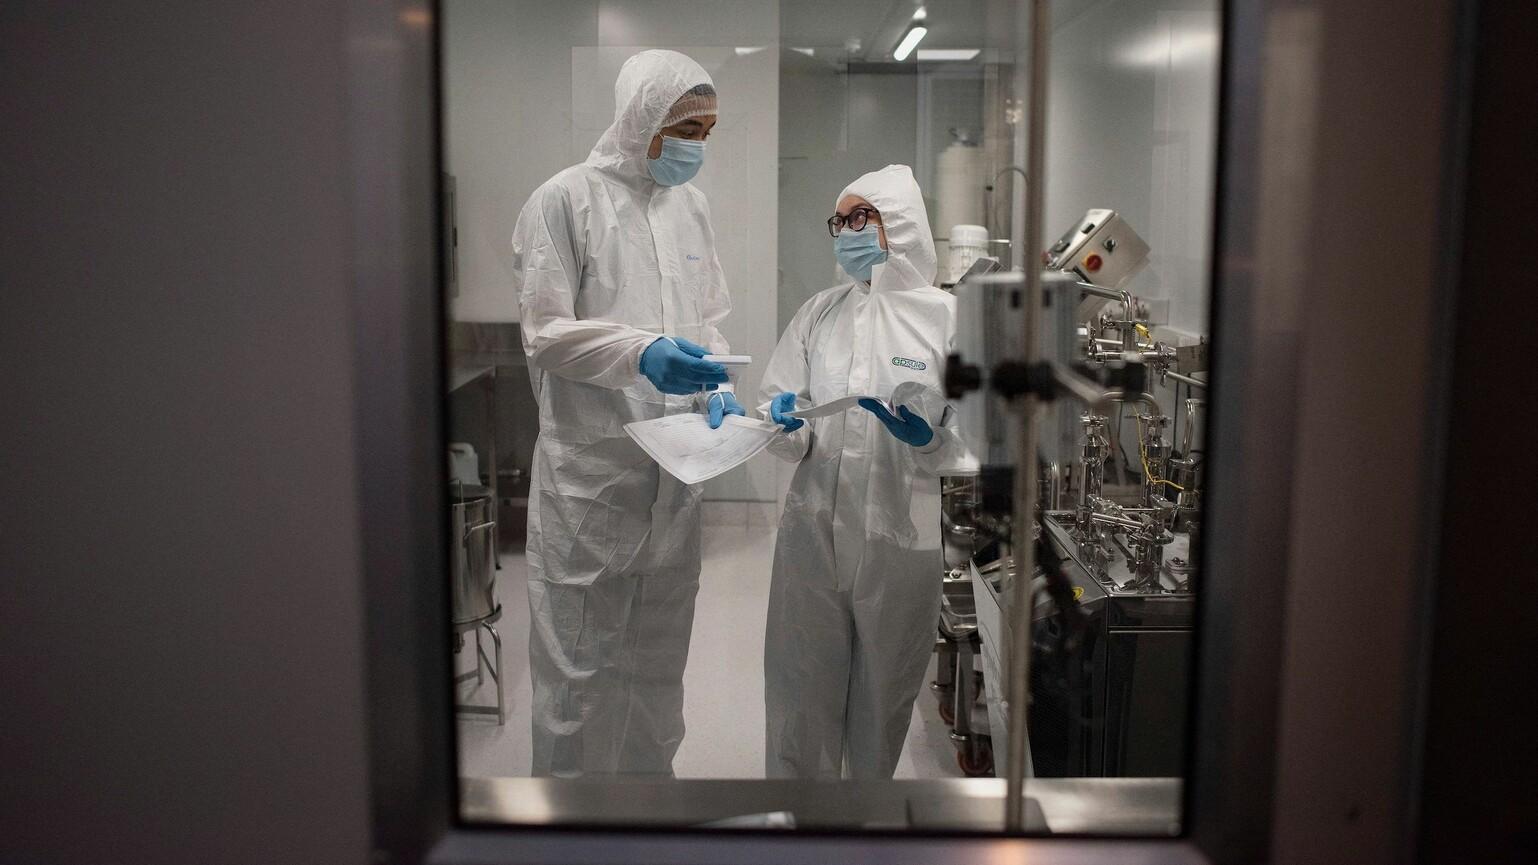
left=647, top=136, right=706, bottom=186
left=834, top=228, right=888, bottom=282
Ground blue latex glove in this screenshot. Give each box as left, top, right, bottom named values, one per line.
left=707, top=391, right=746, bottom=429
left=640, top=337, right=729, bottom=395
left=769, top=392, right=804, bottom=432
left=858, top=400, right=934, bottom=448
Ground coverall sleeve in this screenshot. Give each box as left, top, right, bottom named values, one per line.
left=696, top=194, right=734, bottom=356
left=513, top=184, right=658, bottom=390
left=910, top=402, right=965, bottom=476
left=693, top=193, right=735, bottom=408
left=756, top=298, right=816, bottom=462
left=909, top=314, right=968, bottom=476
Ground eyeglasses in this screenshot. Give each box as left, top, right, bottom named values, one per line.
left=827, top=207, right=881, bottom=237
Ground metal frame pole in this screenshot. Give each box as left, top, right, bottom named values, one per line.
left=1004, top=0, right=1053, bottom=833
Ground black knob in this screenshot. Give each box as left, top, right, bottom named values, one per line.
left=944, top=352, right=983, bottom=400
left=991, top=360, right=1059, bottom=401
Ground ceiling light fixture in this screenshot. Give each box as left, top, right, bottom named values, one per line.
left=916, top=48, right=981, bottom=61
left=893, top=24, right=928, bottom=62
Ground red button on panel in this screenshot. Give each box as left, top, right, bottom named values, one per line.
left=1084, top=253, right=1103, bottom=273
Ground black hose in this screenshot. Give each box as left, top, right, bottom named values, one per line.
left=1036, top=529, right=1088, bottom=656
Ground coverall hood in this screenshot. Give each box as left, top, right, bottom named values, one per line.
left=587, top=49, right=715, bottom=179
left=836, top=164, right=938, bottom=290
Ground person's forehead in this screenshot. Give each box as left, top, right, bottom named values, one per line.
left=836, top=194, right=875, bottom=213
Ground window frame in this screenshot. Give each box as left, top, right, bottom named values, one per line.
left=345, top=0, right=1457, bottom=861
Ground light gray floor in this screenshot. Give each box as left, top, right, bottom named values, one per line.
left=456, top=525, right=966, bottom=780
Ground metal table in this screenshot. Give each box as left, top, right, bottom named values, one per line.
left=460, top=776, right=1182, bottom=835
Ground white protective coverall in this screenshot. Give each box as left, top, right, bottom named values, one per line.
left=511, top=50, right=732, bottom=778
left=758, top=164, right=966, bottom=779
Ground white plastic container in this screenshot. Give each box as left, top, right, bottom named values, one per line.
left=935, top=143, right=987, bottom=232
left=448, top=442, right=480, bottom=487
left=948, top=224, right=990, bottom=283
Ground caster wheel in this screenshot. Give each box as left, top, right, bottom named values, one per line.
left=938, top=695, right=956, bottom=726
left=957, top=740, right=994, bottom=777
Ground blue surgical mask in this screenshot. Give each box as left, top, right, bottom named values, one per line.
left=647, top=136, right=706, bottom=186
left=834, top=227, right=888, bottom=282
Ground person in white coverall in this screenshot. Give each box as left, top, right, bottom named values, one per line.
left=758, top=164, right=966, bottom=779
left=511, top=49, right=744, bottom=778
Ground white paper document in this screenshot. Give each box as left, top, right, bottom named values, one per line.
left=624, top=413, right=781, bottom=485
left=784, top=381, right=937, bottom=420
left=785, top=394, right=885, bottom=419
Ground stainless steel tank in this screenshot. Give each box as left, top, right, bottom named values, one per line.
left=450, top=484, right=497, bottom=625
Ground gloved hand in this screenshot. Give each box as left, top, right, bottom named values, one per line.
left=707, top=391, right=746, bottom=429
left=640, top=337, right=729, bottom=395
left=858, top=400, right=934, bottom=448
left=769, top=392, right=804, bottom=433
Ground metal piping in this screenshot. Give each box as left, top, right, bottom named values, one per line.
left=1181, top=398, right=1204, bottom=457
left=1164, top=370, right=1208, bottom=390
left=1077, top=281, right=1138, bottom=349
left=1093, top=513, right=1146, bottom=531
left=1101, top=389, right=1162, bottom=412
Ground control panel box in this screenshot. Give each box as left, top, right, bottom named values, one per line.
left=1045, top=209, right=1150, bottom=289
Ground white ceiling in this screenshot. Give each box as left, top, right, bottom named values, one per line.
left=780, top=0, right=995, bottom=56
left=777, top=0, right=1121, bottom=60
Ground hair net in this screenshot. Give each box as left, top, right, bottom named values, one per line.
left=662, top=83, right=718, bottom=128
left=837, top=164, right=939, bottom=288
left=587, top=50, right=715, bottom=175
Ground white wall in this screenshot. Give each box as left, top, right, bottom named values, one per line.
left=1045, top=0, right=1220, bottom=338
left=444, top=0, right=600, bottom=323
left=776, top=57, right=919, bottom=329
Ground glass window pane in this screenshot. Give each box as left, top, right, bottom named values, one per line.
left=439, top=0, right=1218, bottom=836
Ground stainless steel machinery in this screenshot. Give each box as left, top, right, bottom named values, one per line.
left=945, top=209, right=1206, bottom=782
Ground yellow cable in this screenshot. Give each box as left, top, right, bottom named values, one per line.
left=1136, top=414, right=1185, bottom=492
